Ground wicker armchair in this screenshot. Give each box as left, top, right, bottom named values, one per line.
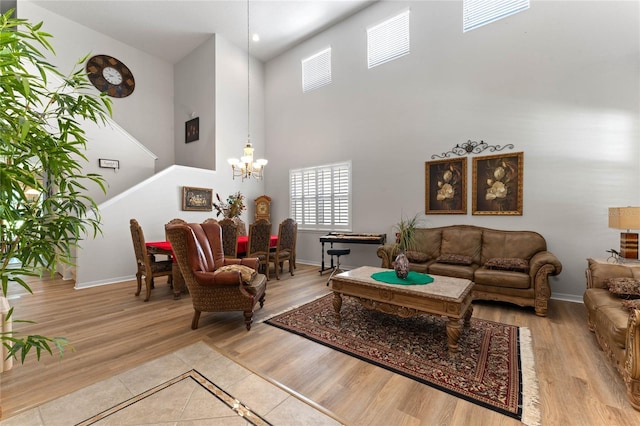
left=166, top=222, right=267, bottom=330
left=165, top=218, right=186, bottom=240
left=247, top=218, right=272, bottom=280
left=268, top=218, right=297, bottom=280
left=130, top=219, right=173, bottom=302
left=218, top=218, right=238, bottom=258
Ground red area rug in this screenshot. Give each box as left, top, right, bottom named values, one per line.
left=265, top=294, right=540, bottom=425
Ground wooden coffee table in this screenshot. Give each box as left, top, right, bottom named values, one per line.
left=328, top=266, right=474, bottom=352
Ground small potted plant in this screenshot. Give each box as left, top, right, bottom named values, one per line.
left=393, top=213, right=419, bottom=278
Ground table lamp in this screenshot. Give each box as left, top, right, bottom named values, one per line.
left=608, top=207, right=640, bottom=259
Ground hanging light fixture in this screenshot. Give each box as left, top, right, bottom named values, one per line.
left=228, top=0, right=267, bottom=180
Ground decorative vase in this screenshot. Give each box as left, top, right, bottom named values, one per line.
left=394, top=252, right=409, bottom=279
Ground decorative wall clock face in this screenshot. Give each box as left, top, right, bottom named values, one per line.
left=257, top=202, right=268, bottom=215
left=86, top=55, right=135, bottom=98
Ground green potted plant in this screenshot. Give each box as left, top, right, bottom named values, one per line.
left=0, top=10, right=112, bottom=364
left=393, top=213, right=419, bottom=278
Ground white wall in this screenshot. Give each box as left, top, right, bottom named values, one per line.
left=21, top=1, right=175, bottom=173
left=214, top=35, right=268, bottom=215
left=75, top=166, right=220, bottom=288
left=174, top=36, right=216, bottom=170
left=264, top=1, right=640, bottom=300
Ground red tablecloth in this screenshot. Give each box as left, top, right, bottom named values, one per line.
left=146, top=241, right=172, bottom=251
left=237, top=235, right=278, bottom=255
left=148, top=236, right=277, bottom=258
left=146, top=241, right=175, bottom=261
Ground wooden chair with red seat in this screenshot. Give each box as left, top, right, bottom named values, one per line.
left=130, top=218, right=173, bottom=302
left=166, top=221, right=267, bottom=330
left=247, top=218, right=272, bottom=280
left=268, top=218, right=297, bottom=280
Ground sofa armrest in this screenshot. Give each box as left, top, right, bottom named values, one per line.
left=626, top=309, right=640, bottom=409
left=529, top=251, right=562, bottom=278
left=377, top=244, right=398, bottom=269
left=224, top=257, right=259, bottom=270
left=193, top=270, right=243, bottom=286
left=527, top=251, right=562, bottom=317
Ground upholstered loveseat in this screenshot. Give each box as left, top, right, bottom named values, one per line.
left=584, top=258, right=640, bottom=410
left=376, top=225, right=562, bottom=316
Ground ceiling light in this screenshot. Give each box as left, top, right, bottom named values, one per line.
left=228, top=0, right=267, bottom=181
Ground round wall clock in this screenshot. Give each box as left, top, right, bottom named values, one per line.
left=86, top=55, right=135, bottom=98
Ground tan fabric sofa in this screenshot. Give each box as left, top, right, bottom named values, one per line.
left=584, top=258, right=640, bottom=410
left=376, top=225, right=562, bottom=316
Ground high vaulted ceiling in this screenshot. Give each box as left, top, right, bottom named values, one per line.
left=31, top=0, right=377, bottom=63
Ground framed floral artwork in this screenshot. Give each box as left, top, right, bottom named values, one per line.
left=425, top=158, right=467, bottom=214
left=472, top=152, right=523, bottom=215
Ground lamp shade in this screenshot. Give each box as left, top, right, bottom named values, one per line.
left=608, top=207, right=640, bottom=230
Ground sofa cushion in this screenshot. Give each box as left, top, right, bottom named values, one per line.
left=440, top=227, right=482, bottom=264
left=484, top=257, right=530, bottom=273
left=587, top=258, right=635, bottom=289
left=595, top=305, right=629, bottom=349
left=406, top=250, right=430, bottom=264
left=621, top=299, right=640, bottom=312
left=411, top=228, right=442, bottom=260
left=584, top=288, right=622, bottom=316
left=427, top=262, right=475, bottom=280
left=214, top=264, right=257, bottom=284
left=474, top=268, right=530, bottom=289
left=436, top=253, right=473, bottom=266
left=481, top=229, right=546, bottom=263
left=607, top=277, right=640, bottom=299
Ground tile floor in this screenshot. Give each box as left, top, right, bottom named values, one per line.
left=0, top=341, right=343, bottom=425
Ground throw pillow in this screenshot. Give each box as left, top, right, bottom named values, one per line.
left=621, top=299, right=640, bottom=312
left=214, top=265, right=257, bottom=284
left=436, top=253, right=473, bottom=266
left=606, top=277, right=640, bottom=299
left=406, top=251, right=429, bottom=264
left=484, top=257, right=530, bottom=273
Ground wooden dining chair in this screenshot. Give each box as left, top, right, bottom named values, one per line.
left=218, top=217, right=238, bottom=258
left=247, top=218, right=272, bottom=280
left=233, top=217, right=247, bottom=236
left=268, top=218, right=297, bottom=280
left=130, top=218, right=173, bottom=302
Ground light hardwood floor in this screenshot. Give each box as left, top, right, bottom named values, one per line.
left=1, top=264, right=639, bottom=425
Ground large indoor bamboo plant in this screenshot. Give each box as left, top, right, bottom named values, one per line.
left=0, top=10, right=112, bottom=363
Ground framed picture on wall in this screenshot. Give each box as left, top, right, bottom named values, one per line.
left=185, top=117, right=199, bottom=143
left=425, top=157, right=467, bottom=214
left=182, top=186, right=212, bottom=211
left=472, top=152, right=523, bottom=215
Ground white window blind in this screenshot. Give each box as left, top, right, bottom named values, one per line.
left=367, top=9, right=410, bottom=69
left=463, top=0, right=530, bottom=32
left=302, top=47, right=331, bottom=92
left=290, top=161, right=351, bottom=231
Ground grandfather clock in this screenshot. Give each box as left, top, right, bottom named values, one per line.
left=255, top=195, right=272, bottom=222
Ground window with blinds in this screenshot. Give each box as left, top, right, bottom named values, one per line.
left=290, top=161, right=351, bottom=231
left=463, top=0, right=530, bottom=32
left=302, top=47, right=332, bottom=92
left=367, top=9, right=410, bottom=69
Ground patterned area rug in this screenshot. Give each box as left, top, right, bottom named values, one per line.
left=265, top=294, right=540, bottom=426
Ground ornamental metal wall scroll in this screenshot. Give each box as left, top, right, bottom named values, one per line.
left=431, top=140, right=514, bottom=159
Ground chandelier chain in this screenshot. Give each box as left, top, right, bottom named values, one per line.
left=247, top=0, right=250, bottom=142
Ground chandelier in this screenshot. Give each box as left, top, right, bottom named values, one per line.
left=228, top=0, right=267, bottom=180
